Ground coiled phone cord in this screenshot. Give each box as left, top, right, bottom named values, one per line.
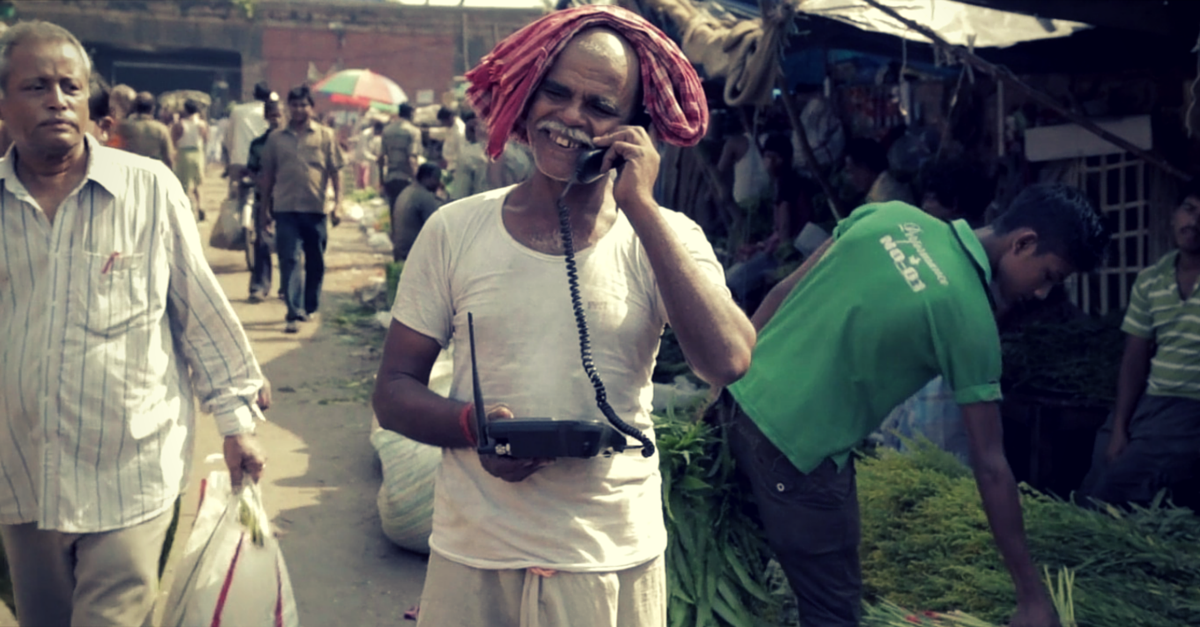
left=556, top=186, right=656, bottom=458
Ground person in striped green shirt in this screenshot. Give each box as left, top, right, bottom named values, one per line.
left=1083, top=181, right=1200, bottom=507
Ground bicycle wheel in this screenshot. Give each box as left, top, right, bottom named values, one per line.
left=244, top=226, right=256, bottom=272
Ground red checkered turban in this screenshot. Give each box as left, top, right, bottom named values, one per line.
left=465, top=5, right=709, bottom=159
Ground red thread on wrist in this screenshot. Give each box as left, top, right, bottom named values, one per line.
left=459, top=403, right=478, bottom=447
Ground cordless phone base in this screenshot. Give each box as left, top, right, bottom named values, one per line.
left=480, top=418, right=628, bottom=459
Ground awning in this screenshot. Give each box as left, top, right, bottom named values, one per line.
left=794, top=0, right=1091, bottom=49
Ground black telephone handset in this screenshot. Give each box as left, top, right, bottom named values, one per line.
left=468, top=146, right=655, bottom=461
left=573, top=148, right=625, bottom=185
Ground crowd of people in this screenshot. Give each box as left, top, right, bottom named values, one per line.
left=0, top=5, right=1196, bottom=627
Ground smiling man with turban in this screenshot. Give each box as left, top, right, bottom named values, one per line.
left=372, top=5, right=755, bottom=626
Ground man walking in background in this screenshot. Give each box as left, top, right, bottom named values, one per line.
left=116, top=91, right=174, bottom=168
left=437, top=105, right=465, bottom=173
left=379, top=102, right=421, bottom=213
left=353, top=120, right=383, bottom=190
left=246, top=95, right=284, bottom=303
left=261, top=85, right=345, bottom=334
left=105, top=83, right=135, bottom=149
left=0, top=21, right=268, bottom=627
left=446, top=115, right=486, bottom=201
left=172, top=99, right=209, bottom=220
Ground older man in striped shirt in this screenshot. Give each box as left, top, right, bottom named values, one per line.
left=0, top=21, right=268, bottom=627
left=1084, top=181, right=1200, bottom=508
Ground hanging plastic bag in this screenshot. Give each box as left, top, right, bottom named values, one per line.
left=163, top=471, right=299, bottom=627
left=209, top=197, right=247, bottom=251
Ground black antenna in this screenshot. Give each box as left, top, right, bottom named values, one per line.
left=468, top=313, right=488, bottom=451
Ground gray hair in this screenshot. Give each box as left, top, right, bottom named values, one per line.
left=0, top=21, right=92, bottom=99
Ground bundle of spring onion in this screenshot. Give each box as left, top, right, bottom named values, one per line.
left=656, top=408, right=1200, bottom=626
left=863, top=567, right=1078, bottom=627
left=654, top=406, right=790, bottom=627
left=858, top=441, right=1200, bottom=626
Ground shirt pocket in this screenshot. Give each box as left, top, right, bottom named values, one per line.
left=300, top=137, right=325, bottom=169
left=70, top=251, right=152, bottom=337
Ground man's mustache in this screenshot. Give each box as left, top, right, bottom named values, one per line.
left=535, top=120, right=593, bottom=147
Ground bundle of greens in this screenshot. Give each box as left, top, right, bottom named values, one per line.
left=654, top=407, right=788, bottom=627
left=385, top=261, right=404, bottom=311
left=858, top=442, right=1200, bottom=626
left=863, top=567, right=1078, bottom=627
left=1000, top=316, right=1124, bottom=403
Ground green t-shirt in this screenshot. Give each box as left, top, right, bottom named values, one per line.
left=729, top=202, right=1002, bottom=473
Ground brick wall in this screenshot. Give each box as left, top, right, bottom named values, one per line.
left=258, top=3, right=542, bottom=104
left=15, top=0, right=541, bottom=102
left=263, top=27, right=456, bottom=100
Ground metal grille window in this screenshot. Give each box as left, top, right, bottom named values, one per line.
left=1063, top=153, right=1150, bottom=316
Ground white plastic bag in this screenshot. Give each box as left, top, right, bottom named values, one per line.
left=209, top=198, right=247, bottom=251
left=163, top=471, right=299, bottom=627
left=371, top=428, right=439, bottom=554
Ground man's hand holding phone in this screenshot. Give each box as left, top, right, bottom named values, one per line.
left=592, top=125, right=659, bottom=216
left=477, top=404, right=555, bottom=482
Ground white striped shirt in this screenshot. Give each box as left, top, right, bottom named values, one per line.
left=1121, top=250, right=1200, bottom=400
left=0, top=137, right=264, bottom=533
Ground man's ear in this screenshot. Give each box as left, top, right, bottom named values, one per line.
left=1012, top=229, right=1039, bottom=256
left=98, top=116, right=115, bottom=134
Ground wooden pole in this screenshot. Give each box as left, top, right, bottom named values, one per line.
left=859, top=0, right=1193, bottom=181
left=777, top=78, right=848, bottom=220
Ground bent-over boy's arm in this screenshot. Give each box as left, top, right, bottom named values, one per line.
left=750, top=237, right=832, bottom=331
left=961, top=402, right=1057, bottom=622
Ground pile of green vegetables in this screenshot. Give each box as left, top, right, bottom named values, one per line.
left=863, top=567, right=1081, bottom=626
left=1000, top=316, right=1124, bottom=403
left=657, top=407, right=1200, bottom=627
left=858, top=442, right=1200, bottom=626
left=385, top=261, right=404, bottom=310
left=654, top=407, right=790, bottom=627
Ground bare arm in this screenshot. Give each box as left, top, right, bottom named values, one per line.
left=163, top=173, right=266, bottom=484
left=961, top=402, right=1057, bottom=621
left=1109, top=333, right=1154, bottom=453
left=595, top=125, right=754, bottom=385
left=372, top=320, right=472, bottom=447
left=750, top=237, right=833, bottom=331
left=372, top=320, right=554, bottom=482
left=330, top=167, right=342, bottom=206
left=625, top=197, right=756, bottom=387
left=162, top=130, right=175, bottom=170
left=716, top=134, right=747, bottom=175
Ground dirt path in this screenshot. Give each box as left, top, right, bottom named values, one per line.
left=153, top=171, right=427, bottom=626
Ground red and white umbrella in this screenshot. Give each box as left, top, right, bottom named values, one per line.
left=312, top=69, right=407, bottom=110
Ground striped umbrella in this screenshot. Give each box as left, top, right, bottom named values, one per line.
left=313, top=69, right=407, bottom=109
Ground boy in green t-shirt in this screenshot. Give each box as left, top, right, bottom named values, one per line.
left=726, top=184, right=1109, bottom=627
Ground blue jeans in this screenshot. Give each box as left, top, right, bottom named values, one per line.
left=249, top=198, right=273, bottom=297
left=1081, top=395, right=1200, bottom=508
left=726, top=250, right=778, bottom=310
left=275, top=212, right=328, bottom=321
left=723, top=397, right=862, bottom=627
